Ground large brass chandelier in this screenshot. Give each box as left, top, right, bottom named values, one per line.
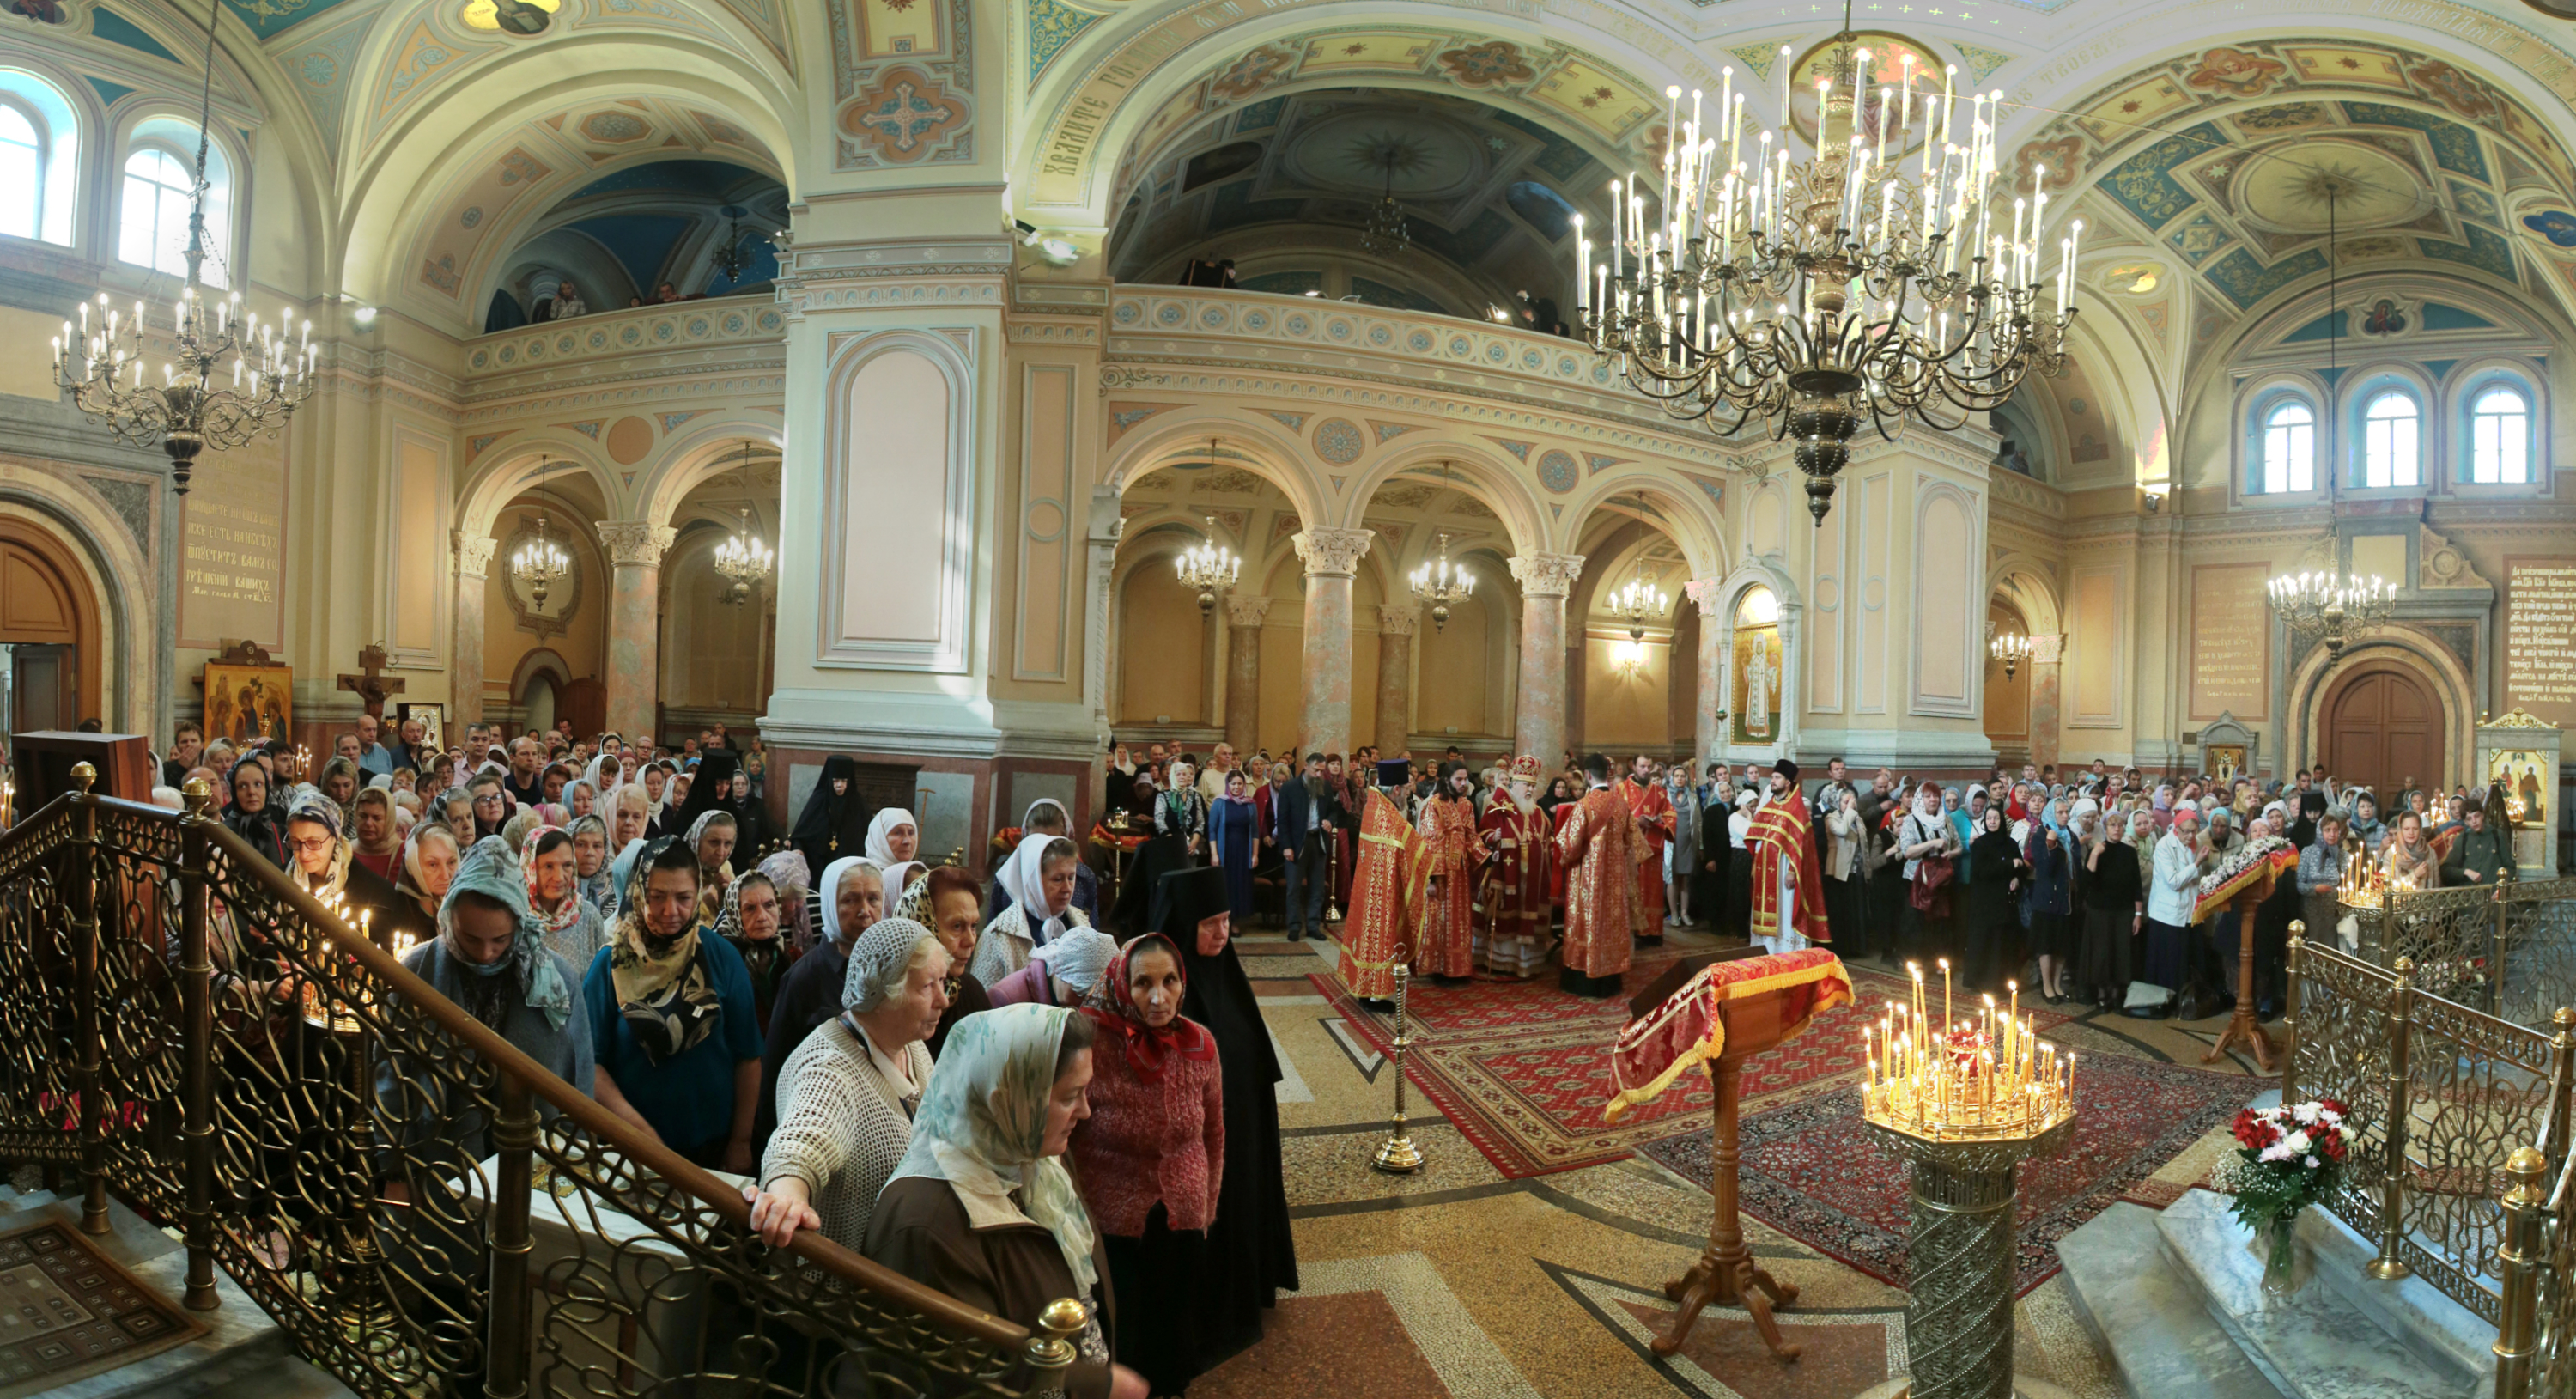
left=51, top=0, right=313, bottom=496
left=1576, top=12, right=2077, bottom=526
left=1409, top=531, right=1473, bottom=631
left=714, top=506, right=773, bottom=605
left=1176, top=514, right=1239, bottom=617
left=512, top=456, right=570, bottom=613
left=1609, top=565, right=1668, bottom=642
left=2268, top=570, right=2391, bottom=666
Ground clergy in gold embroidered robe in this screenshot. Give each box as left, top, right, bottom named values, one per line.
left=1474, top=788, right=1552, bottom=977
left=1338, top=788, right=1430, bottom=999
left=1555, top=783, right=1642, bottom=982
left=1619, top=774, right=1677, bottom=928
left=1415, top=789, right=1479, bottom=977
left=1748, top=786, right=1830, bottom=951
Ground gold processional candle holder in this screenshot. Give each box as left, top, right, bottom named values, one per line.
left=1858, top=959, right=2077, bottom=1399
left=1370, top=962, right=1423, bottom=1175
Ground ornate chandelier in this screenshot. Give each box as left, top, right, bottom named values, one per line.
left=2268, top=569, right=2392, bottom=666
left=1990, top=630, right=2032, bottom=679
left=51, top=0, right=314, bottom=496
left=1575, top=13, right=2077, bottom=526
left=512, top=456, right=571, bottom=613
left=1409, top=530, right=1474, bottom=631
left=714, top=503, right=774, bottom=605
left=1609, top=565, right=1668, bottom=642
left=1175, top=512, right=1239, bottom=617
left=1360, top=145, right=1410, bottom=259
left=709, top=205, right=769, bottom=284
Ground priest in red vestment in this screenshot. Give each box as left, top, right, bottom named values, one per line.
left=1415, top=762, right=1480, bottom=980
left=1556, top=753, right=1643, bottom=997
left=1619, top=756, right=1676, bottom=942
left=1475, top=755, right=1552, bottom=978
left=1747, top=758, right=1829, bottom=954
left=1338, top=782, right=1430, bottom=1005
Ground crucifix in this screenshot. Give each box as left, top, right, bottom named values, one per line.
left=337, top=643, right=406, bottom=720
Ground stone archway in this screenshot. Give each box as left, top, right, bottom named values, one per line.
left=2320, top=660, right=2445, bottom=799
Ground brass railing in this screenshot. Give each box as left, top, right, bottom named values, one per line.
left=2343, top=877, right=2576, bottom=1032
left=0, top=773, right=1079, bottom=1399
left=2281, top=935, right=2573, bottom=1324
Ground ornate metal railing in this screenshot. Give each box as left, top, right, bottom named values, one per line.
left=0, top=772, right=1081, bottom=1399
left=2281, top=934, right=2573, bottom=1328
left=2342, top=878, right=2576, bottom=1032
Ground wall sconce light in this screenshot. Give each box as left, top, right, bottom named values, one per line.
left=2141, top=484, right=2168, bottom=514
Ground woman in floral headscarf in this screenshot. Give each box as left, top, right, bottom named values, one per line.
left=581, top=836, right=764, bottom=1171
left=519, top=824, right=607, bottom=970
left=866, top=1005, right=1146, bottom=1399
left=567, top=813, right=615, bottom=914
left=711, top=870, right=798, bottom=1032
left=1072, top=934, right=1224, bottom=1397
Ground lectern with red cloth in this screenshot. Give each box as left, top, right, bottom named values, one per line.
left=1605, top=946, right=1854, bottom=1359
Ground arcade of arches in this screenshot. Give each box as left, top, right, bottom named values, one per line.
left=3, top=0, right=2575, bottom=1392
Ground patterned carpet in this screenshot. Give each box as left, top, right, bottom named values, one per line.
left=0, top=1220, right=202, bottom=1399
left=1311, top=958, right=2066, bottom=1179
left=1640, top=1053, right=2256, bottom=1295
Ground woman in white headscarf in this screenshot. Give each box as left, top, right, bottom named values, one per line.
left=865, top=808, right=920, bottom=867
left=989, top=926, right=1117, bottom=1009
left=864, top=1005, right=1145, bottom=1399
left=972, top=835, right=1090, bottom=987
left=747, top=917, right=951, bottom=1255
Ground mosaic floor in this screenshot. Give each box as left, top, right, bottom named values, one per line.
left=1198, top=923, right=2271, bottom=1399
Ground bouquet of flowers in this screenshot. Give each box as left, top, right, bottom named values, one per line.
left=2195, top=833, right=2296, bottom=920
left=2218, top=1098, right=2358, bottom=1289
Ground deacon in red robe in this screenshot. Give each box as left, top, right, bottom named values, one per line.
left=1338, top=785, right=1429, bottom=1003
left=1619, top=757, right=1677, bottom=941
left=1747, top=758, right=1829, bottom=954
left=1475, top=756, right=1552, bottom=978
left=1415, top=763, right=1480, bottom=979
left=1556, top=754, right=1643, bottom=997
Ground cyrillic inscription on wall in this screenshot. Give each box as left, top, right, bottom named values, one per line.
left=2505, top=557, right=2576, bottom=727
left=179, top=435, right=287, bottom=649
left=2190, top=562, right=2270, bottom=721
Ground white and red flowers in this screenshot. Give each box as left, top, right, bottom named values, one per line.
left=2223, top=1098, right=2359, bottom=1258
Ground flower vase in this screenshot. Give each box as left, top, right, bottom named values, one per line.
left=2261, top=1213, right=2299, bottom=1294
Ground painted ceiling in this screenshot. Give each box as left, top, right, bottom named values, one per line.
left=1109, top=87, right=1601, bottom=315
left=2018, top=40, right=2576, bottom=318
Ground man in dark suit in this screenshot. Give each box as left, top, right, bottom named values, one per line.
left=1275, top=751, right=1328, bottom=941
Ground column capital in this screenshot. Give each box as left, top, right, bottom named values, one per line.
left=1682, top=577, right=1728, bottom=615
left=1224, top=593, right=1273, bottom=628
left=1292, top=527, right=1373, bottom=577
left=453, top=531, right=498, bottom=576
left=598, top=520, right=677, bottom=568
left=2029, top=632, right=2063, bottom=665
left=1508, top=552, right=1584, bottom=598
left=1376, top=604, right=1419, bottom=637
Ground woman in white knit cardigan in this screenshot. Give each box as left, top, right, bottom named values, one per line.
left=745, top=917, right=952, bottom=1252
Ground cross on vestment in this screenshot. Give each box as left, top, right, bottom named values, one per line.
left=337, top=643, right=406, bottom=719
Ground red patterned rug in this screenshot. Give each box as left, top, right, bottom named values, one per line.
left=1311, top=958, right=2052, bottom=1179
left=1638, top=1054, right=2256, bottom=1295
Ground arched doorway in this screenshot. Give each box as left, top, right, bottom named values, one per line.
left=1984, top=600, right=2032, bottom=766
left=0, top=519, right=103, bottom=732
left=2322, top=661, right=2443, bottom=798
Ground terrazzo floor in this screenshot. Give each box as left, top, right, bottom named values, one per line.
left=1198, top=922, right=2274, bottom=1399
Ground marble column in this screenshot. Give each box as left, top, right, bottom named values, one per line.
left=1222, top=593, right=1271, bottom=753
left=598, top=520, right=677, bottom=747
left=452, top=532, right=497, bottom=725
left=1292, top=528, right=1372, bottom=756
left=1684, top=579, right=1727, bottom=774
left=2028, top=632, right=2063, bottom=771
left=1375, top=605, right=1417, bottom=757
left=1510, top=553, right=1584, bottom=764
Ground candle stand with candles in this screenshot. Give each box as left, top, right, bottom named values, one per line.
left=1859, top=961, right=2077, bottom=1399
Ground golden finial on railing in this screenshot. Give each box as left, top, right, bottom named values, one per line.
left=181, top=777, right=214, bottom=816
left=70, top=762, right=95, bottom=794
left=1024, top=1296, right=1086, bottom=1372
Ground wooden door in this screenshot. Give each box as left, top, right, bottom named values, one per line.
left=2323, top=664, right=2443, bottom=798
left=10, top=644, right=71, bottom=732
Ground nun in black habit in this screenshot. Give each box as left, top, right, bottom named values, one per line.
left=1152, top=865, right=1298, bottom=1364
left=791, top=755, right=872, bottom=877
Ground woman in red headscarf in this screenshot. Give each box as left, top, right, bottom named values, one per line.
left=1070, top=932, right=1224, bottom=1396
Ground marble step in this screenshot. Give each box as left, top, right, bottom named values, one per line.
left=2057, top=1201, right=2290, bottom=1399
left=2154, top=1189, right=2482, bottom=1399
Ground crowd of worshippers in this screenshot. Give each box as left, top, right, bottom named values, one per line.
left=149, top=720, right=1294, bottom=1399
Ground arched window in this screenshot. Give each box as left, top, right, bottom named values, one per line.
left=0, top=106, right=38, bottom=240
left=0, top=70, right=80, bottom=246
left=118, top=119, right=231, bottom=287
left=2469, top=386, right=2531, bottom=484
left=2360, top=391, right=2421, bottom=488
left=2257, top=399, right=2315, bottom=494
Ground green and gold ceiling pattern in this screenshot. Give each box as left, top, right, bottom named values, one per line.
left=2016, top=40, right=2576, bottom=314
